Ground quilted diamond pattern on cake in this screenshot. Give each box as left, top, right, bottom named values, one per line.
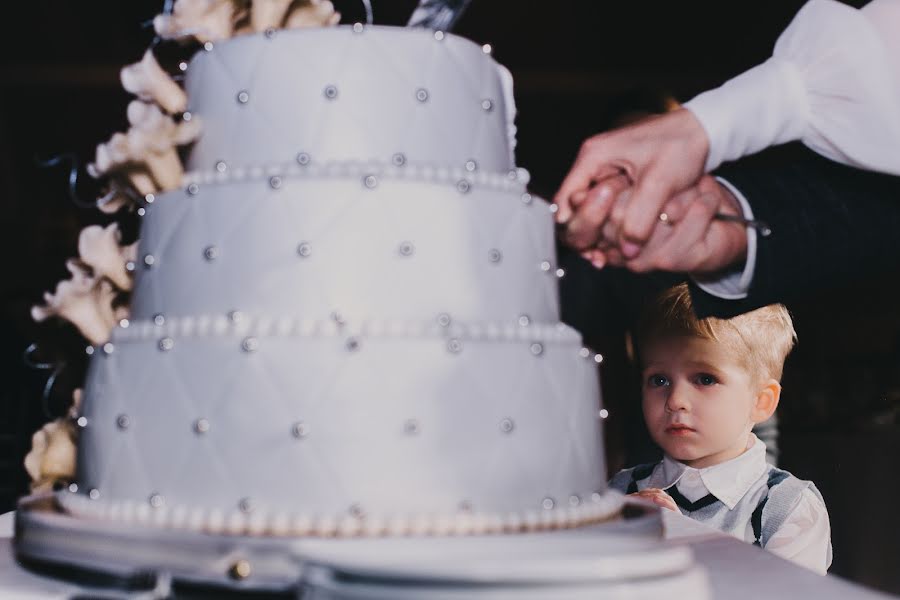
left=185, top=27, right=513, bottom=173
left=129, top=178, right=559, bottom=323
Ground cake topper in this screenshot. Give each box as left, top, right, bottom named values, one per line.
left=407, top=0, right=473, bottom=31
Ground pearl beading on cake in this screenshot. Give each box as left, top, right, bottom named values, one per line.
left=56, top=487, right=624, bottom=538
left=107, top=314, right=585, bottom=347
left=179, top=159, right=531, bottom=195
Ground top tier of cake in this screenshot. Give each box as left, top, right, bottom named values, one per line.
left=184, top=25, right=517, bottom=174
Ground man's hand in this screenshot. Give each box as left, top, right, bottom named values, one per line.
left=554, top=109, right=710, bottom=257
left=628, top=488, right=679, bottom=512
left=563, top=175, right=750, bottom=276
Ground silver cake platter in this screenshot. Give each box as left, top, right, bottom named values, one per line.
left=15, top=494, right=709, bottom=598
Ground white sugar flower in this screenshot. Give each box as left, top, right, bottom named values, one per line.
left=285, top=0, right=341, bottom=29
left=154, top=0, right=241, bottom=43
left=251, top=0, right=293, bottom=32
left=24, top=418, right=77, bottom=494
left=32, top=260, right=118, bottom=346
left=121, top=49, right=188, bottom=114
left=78, top=223, right=133, bottom=291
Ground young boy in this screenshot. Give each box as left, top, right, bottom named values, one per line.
left=609, top=283, right=832, bottom=574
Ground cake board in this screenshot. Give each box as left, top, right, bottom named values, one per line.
left=14, top=494, right=710, bottom=598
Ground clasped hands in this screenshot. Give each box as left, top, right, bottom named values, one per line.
left=554, top=109, right=749, bottom=276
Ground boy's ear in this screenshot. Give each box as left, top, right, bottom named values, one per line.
left=752, top=379, right=781, bottom=423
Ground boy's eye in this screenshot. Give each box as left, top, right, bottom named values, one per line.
left=696, top=373, right=718, bottom=386
left=647, top=374, right=669, bottom=388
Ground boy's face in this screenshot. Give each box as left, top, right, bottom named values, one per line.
left=641, top=335, right=759, bottom=469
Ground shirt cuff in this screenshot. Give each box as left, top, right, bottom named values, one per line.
left=692, top=177, right=757, bottom=300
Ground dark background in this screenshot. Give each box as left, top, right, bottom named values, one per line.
left=0, top=0, right=897, bottom=594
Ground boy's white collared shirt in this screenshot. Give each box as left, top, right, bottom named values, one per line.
left=644, top=435, right=832, bottom=574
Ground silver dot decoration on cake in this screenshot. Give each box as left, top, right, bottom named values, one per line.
left=415, top=88, right=429, bottom=103
left=548, top=204, right=559, bottom=215
left=143, top=254, right=156, bottom=268
left=125, top=261, right=136, bottom=272
left=465, top=160, right=478, bottom=172
left=241, top=337, right=259, bottom=353
left=297, top=242, right=312, bottom=258
left=68, top=483, right=78, bottom=493
left=330, top=311, right=346, bottom=326
left=85, top=346, right=94, bottom=356
left=149, top=493, right=165, bottom=509
left=482, top=43, right=493, bottom=54
left=592, top=492, right=604, bottom=504
left=530, top=342, right=544, bottom=356
left=194, top=418, right=210, bottom=434
left=363, top=174, right=378, bottom=189
left=187, top=183, right=200, bottom=196
left=76, top=416, right=89, bottom=428
left=437, top=313, right=452, bottom=327
left=144, top=193, right=155, bottom=204
left=398, top=241, right=415, bottom=257
left=518, top=314, right=531, bottom=327
left=203, top=41, right=214, bottom=52
left=215, top=160, right=227, bottom=173
left=296, top=152, right=311, bottom=166
left=488, top=249, right=502, bottom=263
left=136, top=208, right=146, bottom=217
left=556, top=268, right=566, bottom=278
left=203, top=245, right=219, bottom=261
left=239, top=498, right=254, bottom=514
left=579, top=347, right=591, bottom=358
left=456, top=179, right=471, bottom=194
left=153, top=314, right=166, bottom=326
left=481, top=99, right=494, bottom=112
left=236, top=90, right=250, bottom=104
left=542, top=497, right=555, bottom=510
left=569, top=495, right=582, bottom=507
left=352, top=22, right=364, bottom=33
left=181, top=111, right=193, bottom=122
left=291, top=421, right=309, bottom=439
left=158, top=337, right=175, bottom=352
left=102, top=342, right=115, bottom=355
left=594, top=353, right=604, bottom=364
left=116, top=414, right=130, bottom=430
left=403, top=419, right=420, bottom=435
left=119, top=318, right=130, bottom=328
left=446, top=338, right=462, bottom=354
left=521, top=192, right=533, bottom=205
left=345, top=337, right=360, bottom=352
left=324, top=85, right=338, bottom=100
left=269, top=175, right=283, bottom=189
left=89, top=488, right=101, bottom=500
left=228, top=310, right=244, bottom=324
left=264, top=27, right=277, bottom=38
left=392, top=153, right=406, bottom=167
left=434, top=30, right=445, bottom=41
left=178, top=61, right=188, bottom=72
left=598, top=409, right=610, bottom=419
left=540, top=260, right=552, bottom=272
left=499, top=418, right=515, bottom=434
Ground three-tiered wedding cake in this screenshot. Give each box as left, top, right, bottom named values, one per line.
left=60, top=25, right=619, bottom=537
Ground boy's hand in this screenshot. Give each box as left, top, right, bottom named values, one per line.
left=628, top=488, right=679, bottom=512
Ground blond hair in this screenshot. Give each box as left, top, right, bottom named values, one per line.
left=637, top=283, right=797, bottom=382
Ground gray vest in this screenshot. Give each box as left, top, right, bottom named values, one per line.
left=609, top=462, right=824, bottom=547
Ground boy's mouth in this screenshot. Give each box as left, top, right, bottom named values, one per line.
left=665, top=424, right=696, bottom=435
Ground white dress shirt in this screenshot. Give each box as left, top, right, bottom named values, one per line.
left=687, top=0, right=900, bottom=299
left=646, top=435, right=833, bottom=574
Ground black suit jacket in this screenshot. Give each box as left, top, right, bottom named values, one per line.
left=691, top=149, right=900, bottom=318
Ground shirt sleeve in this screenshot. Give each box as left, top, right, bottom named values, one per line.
left=765, top=488, right=833, bottom=575
left=690, top=177, right=757, bottom=299
left=684, top=0, right=900, bottom=176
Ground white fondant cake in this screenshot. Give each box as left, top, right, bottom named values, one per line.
left=64, top=25, right=616, bottom=536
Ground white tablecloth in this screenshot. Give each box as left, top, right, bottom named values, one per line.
left=0, top=510, right=890, bottom=599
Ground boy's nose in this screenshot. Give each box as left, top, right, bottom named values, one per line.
left=665, top=384, right=691, bottom=412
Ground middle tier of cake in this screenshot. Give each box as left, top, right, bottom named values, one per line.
left=130, top=168, right=560, bottom=324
